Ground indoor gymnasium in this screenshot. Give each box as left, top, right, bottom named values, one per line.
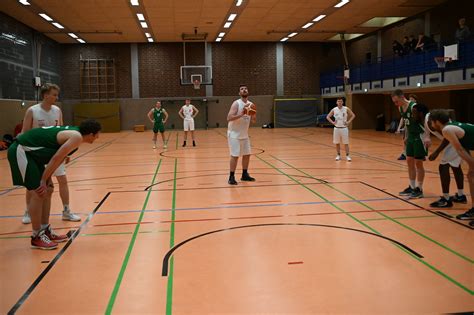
left=0, top=0, right=473, bottom=314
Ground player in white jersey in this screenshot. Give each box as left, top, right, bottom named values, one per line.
left=326, top=97, right=356, bottom=161
left=21, top=83, right=81, bottom=224
left=178, top=98, right=199, bottom=147
left=422, top=109, right=466, bottom=207
left=227, top=84, right=257, bottom=185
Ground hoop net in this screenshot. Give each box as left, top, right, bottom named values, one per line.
left=434, top=57, right=452, bottom=69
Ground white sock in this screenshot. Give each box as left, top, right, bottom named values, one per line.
left=63, top=205, right=70, bottom=212
left=40, top=224, right=49, bottom=230
left=443, top=193, right=450, bottom=200
left=32, top=229, right=40, bottom=237
left=458, top=189, right=464, bottom=196
left=409, top=180, right=416, bottom=189
left=416, top=182, right=423, bottom=190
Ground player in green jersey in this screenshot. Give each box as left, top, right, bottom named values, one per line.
left=7, top=120, right=101, bottom=249
left=147, top=101, right=169, bottom=149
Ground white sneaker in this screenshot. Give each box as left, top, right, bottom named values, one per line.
left=62, top=210, right=81, bottom=222
left=346, top=155, right=352, bottom=162
left=22, top=210, right=31, bottom=224
left=163, top=144, right=168, bottom=149
left=335, top=155, right=341, bottom=161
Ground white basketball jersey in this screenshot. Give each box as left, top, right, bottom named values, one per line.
left=31, top=104, right=62, bottom=128
left=228, top=99, right=251, bottom=139
left=333, top=106, right=347, bottom=128
left=182, top=105, right=194, bottom=120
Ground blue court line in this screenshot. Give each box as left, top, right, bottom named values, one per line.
left=0, top=197, right=399, bottom=219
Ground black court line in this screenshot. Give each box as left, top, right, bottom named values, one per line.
left=360, top=181, right=473, bottom=230
left=161, top=223, right=423, bottom=276
left=144, top=172, right=328, bottom=190
left=7, top=192, right=111, bottom=315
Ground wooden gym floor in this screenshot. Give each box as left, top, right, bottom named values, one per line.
left=0, top=128, right=472, bottom=314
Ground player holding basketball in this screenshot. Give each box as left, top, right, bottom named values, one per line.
left=8, top=120, right=101, bottom=249
left=392, top=89, right=430, bottom=199
left=179, top=98, right=199, bottom=147
left=429, top=110, right=474, bottom=224
left=147, top=101, right=169, bottom=149
left=21, top=83, right=81, bottom=224
left=227, top=84, right=257, bottom=185
left=326, top=97, right=356, bottom=161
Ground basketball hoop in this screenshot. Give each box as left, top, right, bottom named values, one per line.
left=434, top=56, right=452, bottom=69
left=193, top=79, right=201, bottom=90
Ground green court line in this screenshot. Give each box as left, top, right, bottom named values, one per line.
left=257, top=155, right=473, bottom=294
left=166, top=157, right=179, bottom=315
left=271, top=155, right=474, bottom=265
left=362, top=215, right=437, bottom=222
left=105, top=158, right=163, bottom=315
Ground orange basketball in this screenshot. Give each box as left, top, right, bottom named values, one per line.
left=245, top=103, right=257, bottom=116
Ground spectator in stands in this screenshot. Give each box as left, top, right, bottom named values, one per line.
left=409, top=35, right=417, bottom=51
left=402, top=36, right=412, bottom=54
left=392, top=40, right=405, bottom=56
left=456, top=17, right=471, bottom=43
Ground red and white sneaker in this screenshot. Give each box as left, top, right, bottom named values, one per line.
left=31, top=230, right=58, bottom=250
left=44, top=225, right=69, bottom=243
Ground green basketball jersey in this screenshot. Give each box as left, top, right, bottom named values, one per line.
left=399, top=101, right=423, bottom=135
left=16, top=126, right=79, bottom=164
left=153, top=108, right=165, bottom=125
left=447, top=121, right=474, bottom=150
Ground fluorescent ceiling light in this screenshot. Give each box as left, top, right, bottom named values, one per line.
left=147, top=38, right=154, bottom=42
left=39, top=13, right=53, bottom=21
left=280, top=37, right=289, bottom=42
left=236, top=0, right=243, bottom=6
left=77, top=39, right=85, bottom=43
left=334, top=0, right=349, bottom=8
left=215, top=37, right=222, bottom=42
left=140, top=22, right=148, bottom=28
left=328, top=33, right=363, bottom=40
left=52, top=22, right=64, bottom=29
left=136, top=13, right=145, bottom=21
left=68, top=33, right=78, bottom=38
left=145, top=32, right=151, bottom=37
left=302, top=22, right=313, bottom=29
left=219, top=32, right=225, bottom=37
left=288, top=32, right=297, bottom=37
left=224, top=22, right=232, bottom=28
left=228, top=14, right=237, bottom=21
left=313, top=15, right=326, bottom=22
left=359, top=17, right=407, bottom=27
left=130, top=0, right=139, bottom=6
left=19, top=0, right=31, bottom=5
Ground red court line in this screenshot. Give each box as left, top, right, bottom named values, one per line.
left=288, top=261, right=303, bottom=265
left=222, top=200, right=282, bottom=205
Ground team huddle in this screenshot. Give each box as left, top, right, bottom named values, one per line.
left=5, top=84, right=473, bottom=251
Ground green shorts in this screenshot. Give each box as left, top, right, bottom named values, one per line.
left=153, top=123, right=165, bottom=133
left=8, top=142, right=45, bottom=190
left=406, top=135, right=427, bottom=160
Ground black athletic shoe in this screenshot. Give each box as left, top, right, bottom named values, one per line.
left=456, top=208, right=474, bottom=220
left=182, top=142, right=186, bottom=147
left=228, top=176, right=238, bottom=185
left=451, top=193, right=467, bottom=204
left=409, top=187, right=423, bottom=199
left=399, top=186, right=414, bottom=196
left=241, top=174, right=255, bottom=182
left=193, top=141, right=196, bottom=147
left=469, top=220, right=474, bottom=227
left=429, top=197, right=453, bottom=208
left=397, top=154, right=406, bottom=160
